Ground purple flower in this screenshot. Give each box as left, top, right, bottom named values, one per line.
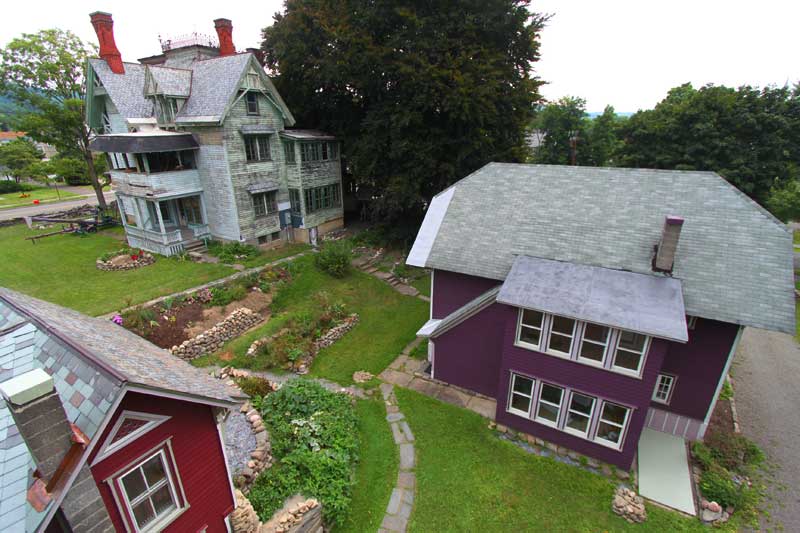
left=111, top=314, right=123, bottom=325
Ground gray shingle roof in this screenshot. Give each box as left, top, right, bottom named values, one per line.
left=90, top=59, right=153, bottom=119
left=409, top=163, right=795, bottom=334
left=147, top=65, right=192, bottom=97
left=175, top=54, right=251, bottom=122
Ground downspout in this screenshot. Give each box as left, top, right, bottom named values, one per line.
left=699, top=325, right=744, bottom=438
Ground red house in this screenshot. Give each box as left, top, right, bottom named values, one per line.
left=0, top=288, right=243, bottom=532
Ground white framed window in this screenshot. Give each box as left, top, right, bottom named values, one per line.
left=563, top=392, right=596, bottom=438
left=578, top=323, right=610, bottom=366
left=611, top=330, right=649, bottom=375
left=507, top=373, right=535, bottom=417
left=534, top=383, right=564, bottom=428
left=594, top=401, right=630, bottom=449
left=516, top=309, right=544, bottom=349
left=547, top=316, right=576, bottom=357
left=92, top=411, right=170, bottom=466
left=652, top=374, right=676, bottom=404
left=117, top=449, right=181, bottom=532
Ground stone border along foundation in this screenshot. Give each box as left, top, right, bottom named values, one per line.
left=171, top=307, right=263, bottom=360
left=379, top=383, right=417, bottom=533
left=229, top=490, right=322, bottom=533
left=96, top=252, right=155, bottom=271
left=245, top=314, right=360, bottom=374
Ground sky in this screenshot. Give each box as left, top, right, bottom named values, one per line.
left=1, top=0, right=797, bottom=112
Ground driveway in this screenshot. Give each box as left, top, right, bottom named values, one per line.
left=733, top=327, right=800, bottom=530
left=0, top=190, right=115, bottom=221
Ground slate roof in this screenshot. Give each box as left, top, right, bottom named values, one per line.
left=408, top=163, right=795, bottom=334
left=175, top=54, right=251, bottom=122
left=280, top=129, right=336, bottom=141
left=0, top=288, right=241, bottom=531
left=147, top=65, right=192, bottom=97
left=89, top=59, right=153, bottom=119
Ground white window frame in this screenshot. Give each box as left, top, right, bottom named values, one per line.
left=562, top=391, right=596, bottom=438
left=593, top=401, right=631, bottom=450
left=115, top=448, right=183, bottom=532
left=652, top=373, right=676, bottom=404
left=515, top=308, right=545, bottom=351
left=92, top=411, right=170, bottom=466
left=507, top=373, right=536, bottom=417
left=534, top=382, right=564, bottom=428
left=577, top=322, right=611, bottom=367
left=545, top=315, right=577, bottom=358
left=611, top=331, right=651, bottom=377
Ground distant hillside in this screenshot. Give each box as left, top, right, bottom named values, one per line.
left=586, top=111, right=633, bottom=119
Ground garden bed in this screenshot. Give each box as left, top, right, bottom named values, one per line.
left=96, top=248, right=155, bottom=271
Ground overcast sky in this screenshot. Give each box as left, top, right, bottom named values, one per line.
left=1, top=0, right=797, bottom=112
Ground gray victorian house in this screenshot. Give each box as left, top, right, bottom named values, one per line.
left=85, top=12, right=343, bottom=255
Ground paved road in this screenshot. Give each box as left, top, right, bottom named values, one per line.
left=733, top=327, right=800, bottom=530
left=0, top=190, right=115, bottom=221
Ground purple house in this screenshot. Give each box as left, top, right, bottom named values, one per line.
left=407, top=163, right=794, bottom=472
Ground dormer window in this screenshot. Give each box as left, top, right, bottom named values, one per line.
left=245, top=92, right=259, bottom=115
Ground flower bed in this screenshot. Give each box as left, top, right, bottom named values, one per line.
left=96, top=248, right=155, bottom=271
left=248, top=380, right=359, bottom=528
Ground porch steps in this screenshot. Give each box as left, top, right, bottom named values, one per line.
left=183, top=240, right=207, bottom=253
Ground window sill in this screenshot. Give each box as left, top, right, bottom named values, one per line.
left=514, top=340, right=644, bottom=379
left=140, top=504, right=190, bottom=533
left=507, top=407, right=532, bottom=418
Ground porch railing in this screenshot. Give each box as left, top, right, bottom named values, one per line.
left=125, top=226, right=185, bottom=256
left=188, top=223, right=211, bottom=241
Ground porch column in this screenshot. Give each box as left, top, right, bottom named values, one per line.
left=154, top=200, right=166, bottom=242
left=116, top=195, right=128, bottom=228
left=133, top=197, right=146, bottom=229
left=198, top=194, right=209, bottom=226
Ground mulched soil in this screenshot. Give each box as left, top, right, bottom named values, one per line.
left=127, top=301, right=205, bottom=349
left=707, top=396, right=735, bottom=437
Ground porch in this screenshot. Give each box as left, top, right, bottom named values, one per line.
left=117, top=193, right=211, bottom=256
left=637, top=428, right=696, bottom=515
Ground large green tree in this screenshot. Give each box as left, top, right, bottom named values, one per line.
left=617, top=83, right=800, bottom=204
left=0, top=137, right=42, bottom=182
left=262, top=0, right=547, bottom=233
left=0, top=29, right=107, bottom=207
left=533, top=96, right=588, bottom=165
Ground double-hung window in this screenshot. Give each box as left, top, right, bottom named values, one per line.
left=517, top=309, right=544, bottom=349
left=118, top=450, right=180, bottom=531
left=289, top=189, right=302, bottom=215
left=547, top=316, right=576, bottom=356
left=245, top=92, right=259, bottom=115
left=594, top=401, right=630, bottom=449
left=245, top=135, right=271, bottom=162
left=535, top=383, right=564, bottom=427
left=564, top=392, right=596, bottom=438
left=612, top=331, right=649, bottom=375
left=508, top=374, right=535, bottom=417
left=652, top=374, right=675, bottom=404
left=578, top=323, right=610, bottom=365
left=283, top=141, right=296, bottom=163
left=252, top=191, right=277, bottom=218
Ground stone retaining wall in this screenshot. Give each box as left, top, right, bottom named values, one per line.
left=171, top=308, right=262, bottom=360
left=297, top=314, right=359, bottom=374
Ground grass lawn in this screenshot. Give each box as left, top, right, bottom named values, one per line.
left=242, top=242, right=311, bottom=268
left=0, top=187, right=80, bottom=209
left=411, top=273, right=431, bottom=297
left=0, top=223, right=234, bottom=316
left=193, top=255, right=429, bottom=384
left=397, top=388, right=733, bottom=533
left=794, top=230, right=800, bottom=246
left=336, top=398, right=398, bottom=533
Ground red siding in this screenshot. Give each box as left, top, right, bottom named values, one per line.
left=431, top=269, right=500, bottom=319
left=655, top=318, right=740, bottom=420
left=89, top=392, right=234, bottom=533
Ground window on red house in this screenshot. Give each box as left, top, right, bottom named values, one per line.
left=115, top=448, right=183, bottom=531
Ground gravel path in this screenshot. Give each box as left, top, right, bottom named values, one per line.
left=733, top=327, right=800, bottom=530
left=224, top=410, right=257, bottom=476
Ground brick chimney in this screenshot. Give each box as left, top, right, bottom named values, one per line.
left=214, top=18, right=236, bottom=56
left=653, top=216, right=684, bottom=273
left=90, top=12, right=124, bottom=74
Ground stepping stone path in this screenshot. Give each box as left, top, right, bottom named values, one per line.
left=351, top=251, right=430, bottom=301
left=379, top=383, right=416, bottom=533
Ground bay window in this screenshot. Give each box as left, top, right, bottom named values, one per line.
left=508, top=374, right=535, bottom=417
left=595, top=401, right=630, bottom=449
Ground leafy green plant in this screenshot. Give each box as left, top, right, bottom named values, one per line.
left=314, top=242, right=352, bottom=278
left=699, top=464, right=744, bottom=508
left=0, top=181, right=35, bottom=194
left=235, top=376, right=274, bottom=398
left=692, top=441, right=715, bottom=470
left=209, top=284, right=248, bottom=307
left=208, top=241, right=260, bottom=263
left=719, top=380, right=734, bottom=401
left=704, top=432, right=764, bottom=472
left=249, top=380, right=358, bottom=527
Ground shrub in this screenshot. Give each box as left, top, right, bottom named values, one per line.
left=208, top=241, right=259, bottom=263
left=699, top=464, right=745, bottom=508
left=314, top=242, right=351, bottom=278
left=209, top=284, right=248, bottom=307
left=0, top=181, right=35, bottom=194
left=704, top=432, right=765, bottom=472
left=235, top=376, right=273, bottom=398
left=122, top=306, right=157, bottom=331
left=692, top=441, right=715, bottom=470
left=249, top=380, right=358, bottom=527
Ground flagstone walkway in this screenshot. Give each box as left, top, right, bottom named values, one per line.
left=378, top=383, right=417, bottom=533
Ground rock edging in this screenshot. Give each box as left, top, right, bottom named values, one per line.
left=612, top=486, right=647, bottom=523
left=96, top=252, right=155, bottom=271
left=379, top=383, right=416, bottom=533
left=171, top=307, right=262, bottom=360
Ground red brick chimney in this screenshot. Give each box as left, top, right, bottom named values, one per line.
left=90, top=11, right=124, bottom=74
left=214, top=18, right=236, bottom=56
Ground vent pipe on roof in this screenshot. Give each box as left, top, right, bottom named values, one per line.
left=214, top=18, right=236, bottom=56
left=89, top=11, right=125, bottom=74
left=653, top=216, right=684, bottom=273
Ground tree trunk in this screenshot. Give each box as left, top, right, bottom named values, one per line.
left=80, top=128, right=107, bottom=210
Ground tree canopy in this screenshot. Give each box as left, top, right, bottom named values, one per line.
left=0, top=137, right=42, bottom=182
left=262, top=0, right=547, bottom=234
left=0, top=29, right=107, bottom=206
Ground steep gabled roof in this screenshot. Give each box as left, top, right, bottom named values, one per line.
left=145, top=65, right=192, bottom=97
left=408, top=163, right=795, bottom=334
left=89, top=59, right=153, bottom=119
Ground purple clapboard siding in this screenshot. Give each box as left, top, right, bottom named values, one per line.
left=494, top=304, right=669, bottom=470
left=432, top=303, right=506, bottom=397
left=431, top=269, right=500, bottom=319
left=655, top=317, right=739, bottom=420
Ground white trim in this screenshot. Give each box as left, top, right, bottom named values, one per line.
left=92, top=411, right=171, bottom=466
left=115, top=448, right=184, bottom=533
left=546, top=315, right=577, bottom=358
left=430, top=340, right=436, bottom=379
left=610, top=332, right=651, bottom=377
left=652, top=373, right=676, bottom=404
left=429, top=270, right=434, bottom=320
left=562, top=391, right=596, bottom=439
left=576, top=322, right=611, bottom=367
left=593, top=400, right=631, bottom=450
left=125, top=385, right=237, bottom=409
left=507, top=373, right=535, bottom=417
left=534, top=382, right=564, bottom=428
left=407, top=187, right=455, bottom=267
left=700, top=325, right=744, bottom=436
left=515, top=307, right=545, bottom=351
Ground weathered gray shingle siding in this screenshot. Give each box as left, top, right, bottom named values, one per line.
left=223, top=92, right=287, bottom=241
left=299, top=155, right=344, bottom=228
